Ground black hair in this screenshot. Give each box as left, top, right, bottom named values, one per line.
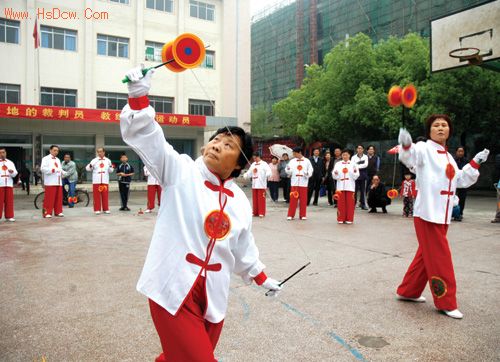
left=210, top=126, right=253, bottom=178
left=97, top=147, right=106, bottom=152
left=341, top=148, right=351, bottom=156
left=64, top=153, right=71, bottom=157
left=425, top=114, right=453, bottom=141
left=292, top=146, right=303, bottom=154
left=49, top=145, right=59, bottom=150
left=271, top=156, right=278, bottom=160
left=253, top=151, right=261, bottom=157
left=0, top=147, right=5, bottom=151
left=356, top=144, right=364, bottom=149
left=367, top=145, right=375, bottom=151
left=120, top=153, right=128, bottom=157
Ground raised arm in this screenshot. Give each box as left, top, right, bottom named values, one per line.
left=398, top=128, right=423, bottom=169
left=120, top=65, right=191, bottom=186
left=456, top=149, right=489, bottom=189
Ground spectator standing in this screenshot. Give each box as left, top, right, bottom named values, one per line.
left=19, top=164, right=31, bottom=195
left=323, top=151, right=335, bottom=205
left=62, top=154, right=78, bottom=208
left=33, top=164, right=41, bottom=186
left=332, top=148, right=342, bottom=207
left=278, top=153, right=291, bottom=203
left=351, top=145, right=368, bottom=210
left=268, top=156, right=280, bottom=202
left=366, top=145, right=381, bottom=194
left=117, top=153, right=135, bottom=211
left=453, top=146, right=468, bottom=221
left=308, top=148, right=324, bottom=206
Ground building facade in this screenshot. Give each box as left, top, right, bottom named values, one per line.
left=0, top=0, right=250, bottom=180
left=251, top=0, right=488, bottom=109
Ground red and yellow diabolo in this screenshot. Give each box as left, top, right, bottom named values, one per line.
left=161, top=33, right=206, bottom=73
left=387, top=84, right=417, bottom=108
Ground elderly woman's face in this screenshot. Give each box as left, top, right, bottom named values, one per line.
left=430, top=118, right=450, bottom=145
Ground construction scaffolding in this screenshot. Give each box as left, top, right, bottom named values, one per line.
left=251, top=0, right=488, bottom=109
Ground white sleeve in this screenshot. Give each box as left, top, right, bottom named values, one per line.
left=232, top=214, right=266, bottom=285
left=9, top=162, right=18, bottom=178
left=351, top=165, right=360, bottom=180
left=356, top=155, right=368, bottom=169
left=399, top=142, right=425, bottom=169
left=120, top=104, right=191, bottom=186
left=243, top=164, right=253, bottom=179
left=144, top=167, right=150, bottom=177
left=456, top=163, right=479, bottom=189
left=285, top=161, right=292, bottom=176
left=332, top=163, right=340, bottom=180
left=85, top=158, right=94, bottom=172
left=265, top=162, right=272, bottom=178
left=107, top=159, right=114, bottom=173
left=305, top=159, right=313, bottom=177
left=40, top=157, right=51, bottom=175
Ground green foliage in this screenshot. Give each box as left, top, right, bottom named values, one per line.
left=271, top=32, right=500, bottom=149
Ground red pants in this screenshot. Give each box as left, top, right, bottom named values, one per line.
left=252, top=188, right=266, bottom=216
left=397, top=217, right=457, bottom=310
left=147, top=185, right=162, bottom=210
left=43, top=185, right=63, bottom=216
left=149, top=277, right=224, bottom=362
left=337, top=190, right=355, bottom=222
left=92, top=184, right=109, bottom=212
left=0, top=187, right=14, bottom=219
left=287, top=186, right=308, bottom=218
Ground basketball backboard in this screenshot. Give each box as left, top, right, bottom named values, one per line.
left=430, top=1, right=500, bottom=72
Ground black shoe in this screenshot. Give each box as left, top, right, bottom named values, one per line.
left=368, top=208, right=377, bottom=213
left=382, top=207, right=387, bottom=213
left=313, top=203, right=318, bottom=206
left=119, top=207, right=125, bottom=211
left=361, top=206, right=368, bottom=210
left=125, top=207, right=131, bottom=211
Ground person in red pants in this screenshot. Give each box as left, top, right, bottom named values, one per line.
left=41, top=145, right=67, bottom=218
left=396, top=114, right=489, bottom=319
left=285, top=147, right=313, bottom=220
left=121, top=65, right=282, bottom=361
left=144, top=165, right=162, bottom=213
left=332, top=149, right=359, bottom=224
left=0, top=147, right=18, bottom=222
left=244, top=152, right=271, bottom=217
left=86, top=148, right=114, bottom=214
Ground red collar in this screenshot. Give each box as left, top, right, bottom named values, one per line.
left=204, top=180, right=234, bottom=197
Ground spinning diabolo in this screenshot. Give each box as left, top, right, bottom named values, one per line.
left=387, top=84, right=417, bottom=108
left=122, top=33, right=205, bottom=82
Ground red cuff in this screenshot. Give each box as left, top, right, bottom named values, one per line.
left=51, top=169, right=55, bottom=173
left=253, top=271, right=267, bottom=286
left=469, top=160, right=480, bottom=169
left=128, top=96, right=150, bottom=110
left=402, top=144, right=411, bottom=151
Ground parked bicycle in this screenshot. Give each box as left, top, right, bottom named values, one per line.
left=34, top=185, right=90, bottom=209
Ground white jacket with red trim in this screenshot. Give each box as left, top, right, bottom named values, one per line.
left=285, top=157, right=313, bottom=187
left=399, top=140, right=479, bottom=224
left=244, top=161, right=272, bottom=189
left=144, top=166, right=160, bottom=186
left=0, top=159, right=18, bottom=187
left=85, top=157, right=114, bottom=184
left=120, top=102, right=266, bottom=324
left=41, top=154, right=65, bottom=186
left=332, top=160, right=359, bottom=192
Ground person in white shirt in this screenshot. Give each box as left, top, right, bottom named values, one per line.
left=396, top=114, right=489, bottom=319
left=85, top=148, right=114, bottom=214
left=144, top=165, right=162, bottom=213
left=351, top=145, right=369, bottom=210
left=285, top=147, right=313, bottom=220
left=120, top=65, right=281, bottom=361
left=333, top=149, right=359, bottom=224
left=40, top=145, right=67, bottom=218
left=244, top=152, right=272, bottom=217
left=0, top=147, right=18, bottom=222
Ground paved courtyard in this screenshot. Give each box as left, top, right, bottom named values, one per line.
left=1, top=190, right=499, bottom=361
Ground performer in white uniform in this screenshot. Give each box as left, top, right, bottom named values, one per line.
left=286, top=147, right=313, bottom=220
left=144, top=165, right=162, bottom=213
left=333, top=149, right=359, bottom=224
left=86, top=148, right=114, bottom=214
left=244, top=152, right=272, bottom=217
left=41, top=145, right=67, bottom=218
left=120, top=65, right=281, bottom=361
left=396, top=114, right=489, bottom=319
left=0, top=147, right=18, bottom=222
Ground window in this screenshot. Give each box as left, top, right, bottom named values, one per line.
left=190, top=1, right=215, bottom=21
left=150, top=96, right=174, bottom=113
left=97, top=34, right=129, bottom=58
left=146, top=0, right=173, bottom=13
left=189, top=99, right=214, bottom=116
left=201, top=50, right=215, bottom=69
left=145, top=41, right=163, bottom=62
left=41, top=26, right=77, bottom=51
left=0, top=18, right=20, bottom=44
left=110, top=0, right=129, bottom=4
left=96, top=92, right=128, bottom=110
left=0, top=84, right=21, bottom=104
left=40, top=87, right=77, bottom=107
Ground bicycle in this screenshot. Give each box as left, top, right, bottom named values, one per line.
left=34, top=185, right=90, bottom=209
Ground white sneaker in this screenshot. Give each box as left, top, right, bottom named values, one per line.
left=397, top=294, right=426, bottom=303
left=44, top=214, right=52, bottom=219
left=7, top=218, right=15, bottom=222
left=144, top=209, right=152, bottom=213
left=287, top=217, right=293, bottom=220
left=443, top=309, right=463, bottom=319
left=56, top=213, right=64, bottom=217
left=104, top=210, right=110, bottom=214
left=300, top=217, right=307, bottom=220
left=345, top=221, right=353, bottom=224
left=338, top=221, right=344, bottom=224
left=95, top=211, right=101, bottom=215
left=259, top=215, right=264, bottom=218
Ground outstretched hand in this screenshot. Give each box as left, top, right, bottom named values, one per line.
left=125, top=64, right=155, bottom=98
left=473, top=149, right=490, bottom=165
left=398, top=128, right=412, bottom=148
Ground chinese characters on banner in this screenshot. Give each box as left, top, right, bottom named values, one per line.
left=0, top=103, right=206, bottom=127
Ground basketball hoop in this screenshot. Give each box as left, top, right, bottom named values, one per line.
left=449, top=47, right=483, bottom=65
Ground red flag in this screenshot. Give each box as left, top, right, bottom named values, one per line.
left=33, top=19, right=40, bottom=48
